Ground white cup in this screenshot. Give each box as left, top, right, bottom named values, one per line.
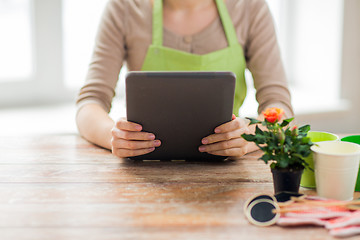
left=311, top=141, right=360, bottom=200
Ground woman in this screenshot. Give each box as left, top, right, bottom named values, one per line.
left=76, top=0, right=293, bottom=158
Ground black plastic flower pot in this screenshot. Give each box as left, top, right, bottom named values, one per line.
left=271, top=167, right=304, bottom=194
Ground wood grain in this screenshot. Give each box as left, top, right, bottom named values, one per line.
left=0, top=134, right=359, bottom=240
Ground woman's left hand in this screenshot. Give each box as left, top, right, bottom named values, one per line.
left=198, top=114, right=253, bottom=158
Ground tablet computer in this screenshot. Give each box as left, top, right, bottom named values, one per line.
left=125, top=71, right=236, bottom=161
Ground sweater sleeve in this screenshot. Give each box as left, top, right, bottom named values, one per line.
left=76, top=0, right=127, bottom=113
left=245, top=0, right=294, bottom=118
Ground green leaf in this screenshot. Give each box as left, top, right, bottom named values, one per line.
left=280, top=118, right=294, bottom=127
left=292, top=153, right=304, bottom=159
left=241, top=133, right=256, bottom=142
left=255, top=125, right=264, bottom=135
left=270, top=162, right=276, bottom=169
left=278, top=159, right=289, bottom=168
left=301, top=137, right=311, bottom=144
left=260, top=154, right=272, bottom=164
left=246, top=118, right=262, bottom=125
left=298, top=125, right=311, bottom=133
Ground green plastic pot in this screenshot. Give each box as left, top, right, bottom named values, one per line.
left=341, top=135, right=360, bottom=192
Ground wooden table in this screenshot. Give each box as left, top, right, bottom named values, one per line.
left=0, top=134, right=359, bottom=240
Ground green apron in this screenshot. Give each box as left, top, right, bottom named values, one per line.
left=141, top=0, right=247, bottom=115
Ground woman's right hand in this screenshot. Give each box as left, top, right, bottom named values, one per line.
left=111, top=118, right=161, bottom=158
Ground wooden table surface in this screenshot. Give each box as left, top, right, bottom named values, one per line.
left=0, top=134, right=359, bottom=240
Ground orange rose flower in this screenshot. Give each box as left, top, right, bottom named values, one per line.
left=262, top=107, right=284, bottom=123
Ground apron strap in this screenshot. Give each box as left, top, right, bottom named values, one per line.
left=152, top=0, right=238, bottom=47
left=215, top=0, right=238, bottom=47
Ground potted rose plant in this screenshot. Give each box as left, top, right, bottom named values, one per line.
left=241, top=107, right=313, bottom=194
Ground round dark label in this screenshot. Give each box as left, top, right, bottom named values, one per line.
left=245, top=199, right=280, bottom=227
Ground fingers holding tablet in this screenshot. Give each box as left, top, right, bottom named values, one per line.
left=111, top=118, right=161, bottom=158
left=199, top=117, right=250, bottom=157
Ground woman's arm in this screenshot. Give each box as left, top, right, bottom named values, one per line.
left=75, top=1, right=124, bottom=150
left=76, top=104, right=114, bottom=150
left=76, top=103, right=161, bottom=157
left=245, top=0, right=294, bottom=117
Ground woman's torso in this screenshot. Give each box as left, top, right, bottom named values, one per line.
left=119, top=0, right=250, bottom=70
